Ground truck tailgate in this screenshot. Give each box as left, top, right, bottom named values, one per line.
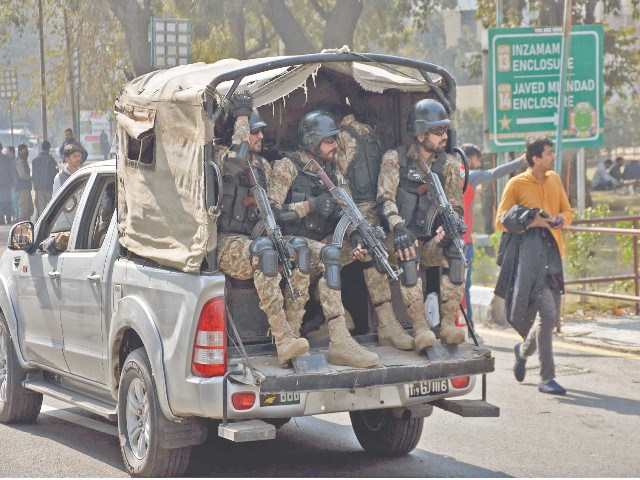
left=236, top=343, right=494, bottom=393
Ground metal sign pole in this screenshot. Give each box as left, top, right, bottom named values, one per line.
left=554, top=0, right=573, bottom=172
left=577, top=147, right=585, bottom=214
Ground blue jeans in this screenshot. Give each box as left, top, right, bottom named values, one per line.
left=464, top=242, right=474, bottom=325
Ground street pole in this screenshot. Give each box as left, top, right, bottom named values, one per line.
left=37, top=0, right=48, bottom=141
left=9, top=100, right=14, bottom=146
left=577, top=147, right=585, bottom=214
left=554, top=0, right=573, bottom=173
left=63, top=9, right=77, bottom=135
left=76, top=47, right=80, bottom=137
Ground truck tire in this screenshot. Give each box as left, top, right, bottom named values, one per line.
left=350, top=408, right=424, bottom=456
left=0, top=313, right=43, bottom=423
left=118, top=348, right=191, bottom=477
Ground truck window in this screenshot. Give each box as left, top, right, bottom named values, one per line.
left=49, top=180, right=88, bottom=235
left=75, top=175, right=116, bottom=250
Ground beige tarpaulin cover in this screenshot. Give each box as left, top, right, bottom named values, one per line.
left=115, top=55, right=434, bottom=273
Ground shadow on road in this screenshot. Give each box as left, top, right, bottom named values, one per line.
left=187, top=416, right=510, bottom=477
left=556, top=388, right=640, bottom=416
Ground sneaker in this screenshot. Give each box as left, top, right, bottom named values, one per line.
left=514, top=343, right=526, bottom=382
left=538, top=379, right=567, bottom=395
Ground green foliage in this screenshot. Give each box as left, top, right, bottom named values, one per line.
left=565, top=204, right=610, bottom=280
left=603, top=99, right=640, bottom=152
left=457, top=107, right=483, bottom=149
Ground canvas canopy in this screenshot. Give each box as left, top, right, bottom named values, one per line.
left=115, top=53, right=439, bottom=273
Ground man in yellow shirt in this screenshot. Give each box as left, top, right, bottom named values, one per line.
left=494, top=136, right=572, bottom=395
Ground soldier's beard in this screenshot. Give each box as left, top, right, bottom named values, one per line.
left=419, top=136, right=446, bottom=155
left=250, top=139, right=262, bottom=153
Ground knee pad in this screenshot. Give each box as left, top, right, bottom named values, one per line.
left=320, top=245, right=342, bottom=290
left=249, top=237, right=278, bottom=277
left=287, top=236, right=310, bottom=274
left=445, top=243, right=465, bottom=285
left=399, top=258, right=418, bottom=287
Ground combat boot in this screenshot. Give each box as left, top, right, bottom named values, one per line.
left=407, top=302, right=436, bottom=353
left=328, top=316, right=378, bottom=368
left=375, top=302, right=414, bottom=350
left=285, top=310, right=305, bottom=338
left=439, top=313, right=465, bottom=345
left=268, top=311, right=309, bottom=364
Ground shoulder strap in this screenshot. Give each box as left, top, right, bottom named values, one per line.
left=397, top=145, right=409, bottom=168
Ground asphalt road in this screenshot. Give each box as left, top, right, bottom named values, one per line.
left=1, top=329, right=639, bottom=477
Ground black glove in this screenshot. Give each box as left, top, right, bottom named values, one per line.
left=393, top=222, right=417, bottom=254
left=230, top=93, right=253, bottom=118
left=350, top=231, right=364, bottom=250
left=308, top=192, right=337, bottom=218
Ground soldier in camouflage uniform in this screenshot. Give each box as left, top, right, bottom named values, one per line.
left=332, top=113, right=416, bottom=351
left=215, top=94, right=309, bottom=365
left=377, top=99, right=466, bottom=349
left=268, top=111, right=379, bottom=368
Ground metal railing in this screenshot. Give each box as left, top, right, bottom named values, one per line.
left=563, top=215, right=640, bottom=315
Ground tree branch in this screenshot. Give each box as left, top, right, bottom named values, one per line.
left=309, top=0, right=329, bottom=20
left=262, top=0, right=316, bottom=54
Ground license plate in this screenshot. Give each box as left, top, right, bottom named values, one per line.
left=259, top=392, right=301, bottom=407
left=407, top=379, right=449, bottom=398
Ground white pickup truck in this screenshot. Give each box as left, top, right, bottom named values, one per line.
left=0, top=53, right=498, bottom=477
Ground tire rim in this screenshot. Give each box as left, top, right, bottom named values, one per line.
left=125, top=377, right=150, bottom=460
left=0, top=326, right=7, bottom=403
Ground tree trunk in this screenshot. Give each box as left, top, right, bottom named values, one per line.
left=322, top=0, right=363, bottom=50
left=262, top=0, right=316, bottom=54
left=106, top=0, right=152, bottom=78
left=232, top=1, right=247, bottom=59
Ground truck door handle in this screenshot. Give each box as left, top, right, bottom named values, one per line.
left=48, top=271, right=61, bottom=280
left=86, top=273, right=101, bottom=284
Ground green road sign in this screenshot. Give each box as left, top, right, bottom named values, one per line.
left=488, top=25, right=603, bottom=152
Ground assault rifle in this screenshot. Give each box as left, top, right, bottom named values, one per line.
left=236, top=142, right=301, bottom=299
left=414, top=150, right=470, bottom=268
left=303, top=159, right=402, bottom=283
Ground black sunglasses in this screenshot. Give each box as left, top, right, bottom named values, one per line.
left=250, top=127, right=264, bottom=135
left=321, top=135, right=338, bottom=144
left=428, top=126, right=448, bottom=136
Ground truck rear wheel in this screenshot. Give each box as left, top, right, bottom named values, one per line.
left=350, top=408, right=424, bottom=456
left=0, top=314, right=43, bottom=423
left=118, top=348, right=191, bottom=477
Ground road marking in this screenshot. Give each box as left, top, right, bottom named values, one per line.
left=40, top=404, right=118, bottom=437
left=477, top=327, right=640, bottom=360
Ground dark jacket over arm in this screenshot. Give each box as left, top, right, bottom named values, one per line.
left=494, top=204, right=565, bottom=338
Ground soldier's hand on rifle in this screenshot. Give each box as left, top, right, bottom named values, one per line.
left=433, top=225, right=446, bottom=246
left=230, top=93, right=253, bottom=118
left=307, top=192, right=338, bottom=218
left=350, top=231, right=368, bottom=261
left=393, top=223, right=418, bottom=261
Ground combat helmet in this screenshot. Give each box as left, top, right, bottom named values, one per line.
left=298, top=111, right=341, bottom=150
left=249, top=108, right=267, bottom=132
left=407, top=99, right=450, bottom=136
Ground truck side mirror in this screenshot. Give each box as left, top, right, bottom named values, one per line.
left=8, top=221, right=34, bottom=251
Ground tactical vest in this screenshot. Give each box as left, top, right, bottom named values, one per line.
left=218, top=153, right=268, bottom=236
left=343, top=127, right=382, bottom=203
left=280, top=152, right=340, bottom=242
left=396, top=145, right=446, bottom=239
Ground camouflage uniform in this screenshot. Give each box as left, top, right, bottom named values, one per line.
left=269, top=148, right=378, bottom=367
left=215, top=117, right=309, bottom=363
left=334, top=115, right=414, bottom=350
left=378, top=142, right=465, bottom=345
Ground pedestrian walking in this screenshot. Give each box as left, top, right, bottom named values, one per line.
left=58, top=128, right=88, bottom=164
left=14, top=144, right=34, bottom=222
left=494, top=136, right=572, bottom=395
left=32, top=140, right=59, bottom=219
left=53, top=144, right=83, bottom=195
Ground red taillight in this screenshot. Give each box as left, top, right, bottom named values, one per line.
left=450, top=376, right=470, bottom=389
left=192, top=297, right=227, bottom=377
left=232, top=393, right=256, bottom=410
left=455, top=311, right=467, bottom=327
